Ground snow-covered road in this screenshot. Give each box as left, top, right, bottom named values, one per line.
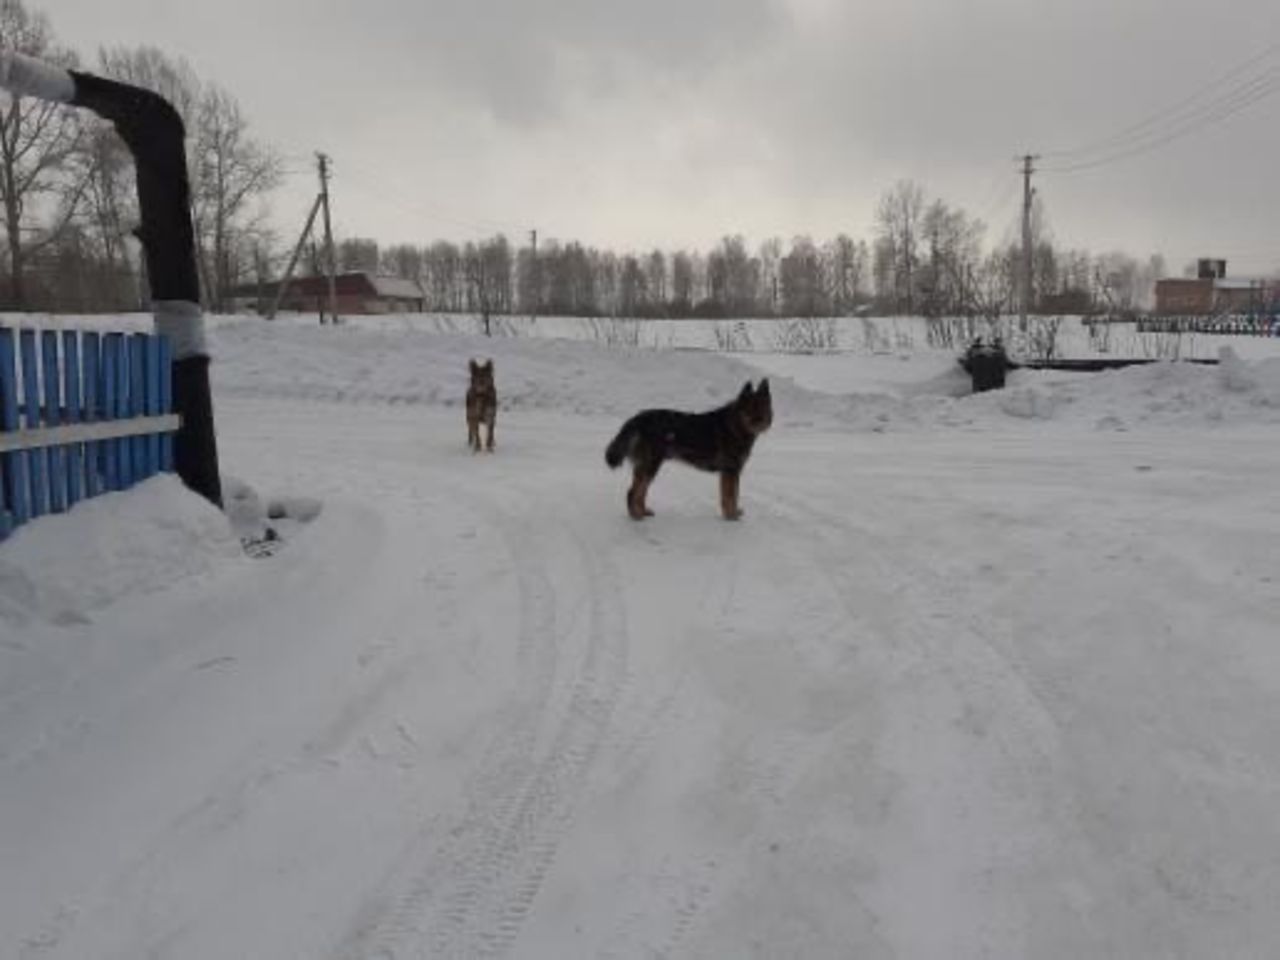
left=4, top=324, right=1280, bottom=958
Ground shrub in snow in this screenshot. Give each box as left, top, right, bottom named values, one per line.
left=772, top=318, right=838, bottom=353
left=713, top=321, right=752, bottom=353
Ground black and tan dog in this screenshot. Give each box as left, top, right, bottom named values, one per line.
left=605, top=379, right=772, bottom=520
left=466, top=359, right=497, bottom=452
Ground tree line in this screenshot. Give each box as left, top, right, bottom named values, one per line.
left=2, top=0, right=1166, bottom=319
left=341, top=215, right=1165, bottom=321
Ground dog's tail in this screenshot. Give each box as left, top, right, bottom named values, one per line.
left=605, top=418, right=638, bottom=469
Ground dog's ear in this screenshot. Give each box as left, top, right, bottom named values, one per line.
left=483, top=359, right=494, bottom=371
left=738, top=381, right=755, bottom=401
left=757, top=378, right=770, bottom=396
left=470, top=359, right=479, bottom=374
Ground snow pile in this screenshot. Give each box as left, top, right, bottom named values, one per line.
left=270, top=311, right=1280, bottom=363
left=208, top=319, right=1280, bottom=433
left=15, top=313, right=1280, bottom=433
left=211, top=319, right=847, bottom=422
left=0, top=476, right=241, bottom=626
left=953, top=347, right=1280, bottom=429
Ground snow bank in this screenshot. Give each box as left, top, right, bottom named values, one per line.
left=210, top=319, right=836, bottom=420
left=207, top=319, right=1280, bottom=433
left=0, top=476, right=241, bottom=626
left=946, top=347, right=1280, bottom=429
left=17, top=313, right=1278, bottom=432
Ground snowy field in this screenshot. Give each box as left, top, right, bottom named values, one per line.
left=3, top=314, right=1280, bottom=958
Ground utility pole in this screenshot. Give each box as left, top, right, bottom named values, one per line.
left=529, top=228, right=538, bottom=323
left=266, top=151, right=338, bottom=323
left=1018, top=153, right=1039, bottom=331
left=317, top=152, right=339, bottom=325
left=266, top=194, right=321, bottom=320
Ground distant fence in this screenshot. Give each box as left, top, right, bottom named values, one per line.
left=1137, top=315, right=1280, bottom=336
left=0, top=325, right=180, bottom=542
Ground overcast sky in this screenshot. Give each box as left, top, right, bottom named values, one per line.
left=44, top=0, right=1280, bottom=273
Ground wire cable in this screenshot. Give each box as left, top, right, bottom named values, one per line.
left=1043, top=42, right=1278, bottom=158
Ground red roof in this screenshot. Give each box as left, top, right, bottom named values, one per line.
left=241, top=272, right=425, bottom=300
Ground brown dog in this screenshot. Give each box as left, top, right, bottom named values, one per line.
left=466, top=359, right=497, bottom=453
left=605, top=379, right=773, bottom=520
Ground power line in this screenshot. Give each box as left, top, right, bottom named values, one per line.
left=271, top=153, right=534, bottom=239
left=1043, top=41, right=1280, bottom=161
left=971, top=165, right=1014, bottom=219
left=1040, top=44, right=1280, bottom=174
left=336, top=160, right=531, bottom=237
left=977, top=175, right=1020, bottom=232
left=1043, top=71, right=1280, bottom=173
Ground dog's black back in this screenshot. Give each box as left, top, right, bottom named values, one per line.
left=606, top=380, right=772, bottom=473
left=605, top=407, right=750, bottom=474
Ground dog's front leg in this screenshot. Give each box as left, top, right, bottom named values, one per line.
left=720, top=471, right=743, bottom=520
left=485, top=413, right=496, bottom=452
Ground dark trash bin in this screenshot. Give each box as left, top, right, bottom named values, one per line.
left=961, top=338, right=1011, bottom=393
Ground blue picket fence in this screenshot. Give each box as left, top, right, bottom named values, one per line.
left=0, top=325, right=180, bottom=543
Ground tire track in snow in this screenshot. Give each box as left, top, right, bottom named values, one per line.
left=337, top=497, right=629, bottom=960
left=336, top=496, right=560, bottom=960
left=434, top=524, right=628, bottom=958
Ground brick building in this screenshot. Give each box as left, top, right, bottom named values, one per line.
left=240, top=271, right=427, bottom=315
left=1154, top=258, right=1275, bottom=315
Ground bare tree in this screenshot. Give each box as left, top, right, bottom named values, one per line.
left=918, top=200, right=985, bottom=318
left=757, top=237, right=782, bottom=315
left=339, top=236, right=379, bottom=273
left=825, top=233, right=866, bottom=315
left=670, top=249, right=694, bottom=314
left=81, top=122, right=137, bottom=302
left=780, top=235, right=827, bottom=317
left=0, top=0, right=86, bottom=309
left=875, top=179, right=925, bottom=315
left=382, top=242, right=422, bottom=281
left=97, top=45, right=280, bottom=312
left=645, top=249, right=666, bottom=314
left=1093, top=251, right=1142, bottom=315
left=619, top=254, right=646, bottom=318
left=191, top=87, right=282, bottom=311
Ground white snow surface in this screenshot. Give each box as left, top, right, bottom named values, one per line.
left=3, top=315, right=1280, bottom=959
left=0, top=475, right=241, bottom=628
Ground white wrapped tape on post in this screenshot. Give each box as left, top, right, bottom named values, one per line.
left=154, top=299, right=209, bottom=360
left=0, top=50, right=74, bottom=102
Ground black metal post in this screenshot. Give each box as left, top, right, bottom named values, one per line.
left=68, top=70, right=223, bottom=508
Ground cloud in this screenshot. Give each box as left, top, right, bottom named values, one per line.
left=38, top=0, right=1280, bottom=267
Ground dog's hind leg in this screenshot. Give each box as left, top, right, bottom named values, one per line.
left=627, top=462, right=658, bottom=520
left=627, top=470, right=648, bottom=520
